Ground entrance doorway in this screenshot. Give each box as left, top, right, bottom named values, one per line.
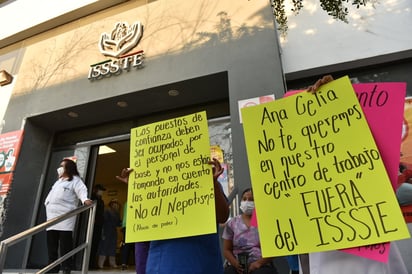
left=90, top=140, right=131, bottom=268
left=86, top=116, right=235, bottom=268
left=27, top=115, right=233, bottom=270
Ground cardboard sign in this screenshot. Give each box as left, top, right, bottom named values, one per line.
left=126, top=111, right=217, bottom=242
left=241, top=76, right=410, bottom=256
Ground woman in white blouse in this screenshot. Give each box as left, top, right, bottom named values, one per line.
left=44, top=158, right=92, bottom=274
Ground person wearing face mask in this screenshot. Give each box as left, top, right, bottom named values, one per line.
left=44, top=158, right=92, bottom=274
left=222, top=188, right=278, bottom=274
left=89, top=184, right=106, bottom=269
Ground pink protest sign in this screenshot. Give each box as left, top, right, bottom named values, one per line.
left=340, top=82, right=406, bottom=262
left=341, top=242, right=390, bottom=263
left=353, top=83, right=407, bottom=191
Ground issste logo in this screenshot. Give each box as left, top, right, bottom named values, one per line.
left=99, top=21, right=143, bottom=57
left=88, top=21, right=145, bottom=81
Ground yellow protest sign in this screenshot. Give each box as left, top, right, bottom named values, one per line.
left=241, top=76, right=410, bottom=257
left=126, top=111, right=216, bottom=242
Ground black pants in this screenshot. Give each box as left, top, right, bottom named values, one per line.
left=224, top=264, right=279, bottom=274
left=121, top=242, right=135, bottom=265
left=47, top=230, right=73, bottom=271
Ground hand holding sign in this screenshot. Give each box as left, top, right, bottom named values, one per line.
left=241, top=76, right=409, bottom=257
left=126, top=111, right=222, bottom=243
left=116, top=168, right=133, bottom=184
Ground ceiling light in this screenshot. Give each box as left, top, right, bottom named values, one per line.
left=67, top=111, right=79, bottom=118
left=117, top=101, right=128, bottom=107
left=98, top=145, right=116, bottom=155
left=0, top=70, right=13, bottom=86
left=168, top=89, right=180, bottom=96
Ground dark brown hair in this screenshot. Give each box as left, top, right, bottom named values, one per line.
left=61, top=158, right=80, bottom=181
left=241, top=188, right=252, bottom=198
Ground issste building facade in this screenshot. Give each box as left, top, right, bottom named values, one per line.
left=0, top=0, right=285, bottom=268
left=1, top=0, right=412, bottom=270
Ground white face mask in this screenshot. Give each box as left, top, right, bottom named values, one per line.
left=240, top=201, right=255, bottom=215
left=57, top=167, right=65, bottom=177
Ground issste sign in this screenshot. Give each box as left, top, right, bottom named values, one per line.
left=88, top=21, right=145, bottom=81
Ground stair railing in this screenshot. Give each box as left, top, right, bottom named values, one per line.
left=0, top=202, right=96, bottom=274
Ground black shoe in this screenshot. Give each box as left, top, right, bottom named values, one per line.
left=121, top=264, right=127, bottom=270
left=62, top=269, right=71, bottom=274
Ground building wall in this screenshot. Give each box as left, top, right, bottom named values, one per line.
left=0, top=0, right=285, bottom=267
left=279, top=0, right=412, bottom=75
left=0, top=0, right=129, bottom=47
left=2, top=0, right=284, bottom=122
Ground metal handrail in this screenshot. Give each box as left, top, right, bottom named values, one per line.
left=0, top=202, right=96, bottom=274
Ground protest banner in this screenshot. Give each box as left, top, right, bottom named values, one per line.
left=0, top=130, right=24, bottom=173
left=0, top=130, right=24, bottom=237
left=126, top=111, right=216, bottom=242
left=241, top=76, right=410, bottom=256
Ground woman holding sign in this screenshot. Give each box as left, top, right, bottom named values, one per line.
left=116, top=158, right=229, bottom=274
left=300, top=76, right=409, bottom=274
left=222, top=188, right=278, bottom=274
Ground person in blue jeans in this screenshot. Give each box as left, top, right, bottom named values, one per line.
left=285, top=255, right=299, bottom=274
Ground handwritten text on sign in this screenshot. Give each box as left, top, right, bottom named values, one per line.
left=339, top=82, right=408, bottom=262
left=241, top=76, right=409, bottom=256
left=126, top=111, right=216, bottom=243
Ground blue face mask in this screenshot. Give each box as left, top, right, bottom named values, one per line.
left=240, top=201, right=255, bottom=215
